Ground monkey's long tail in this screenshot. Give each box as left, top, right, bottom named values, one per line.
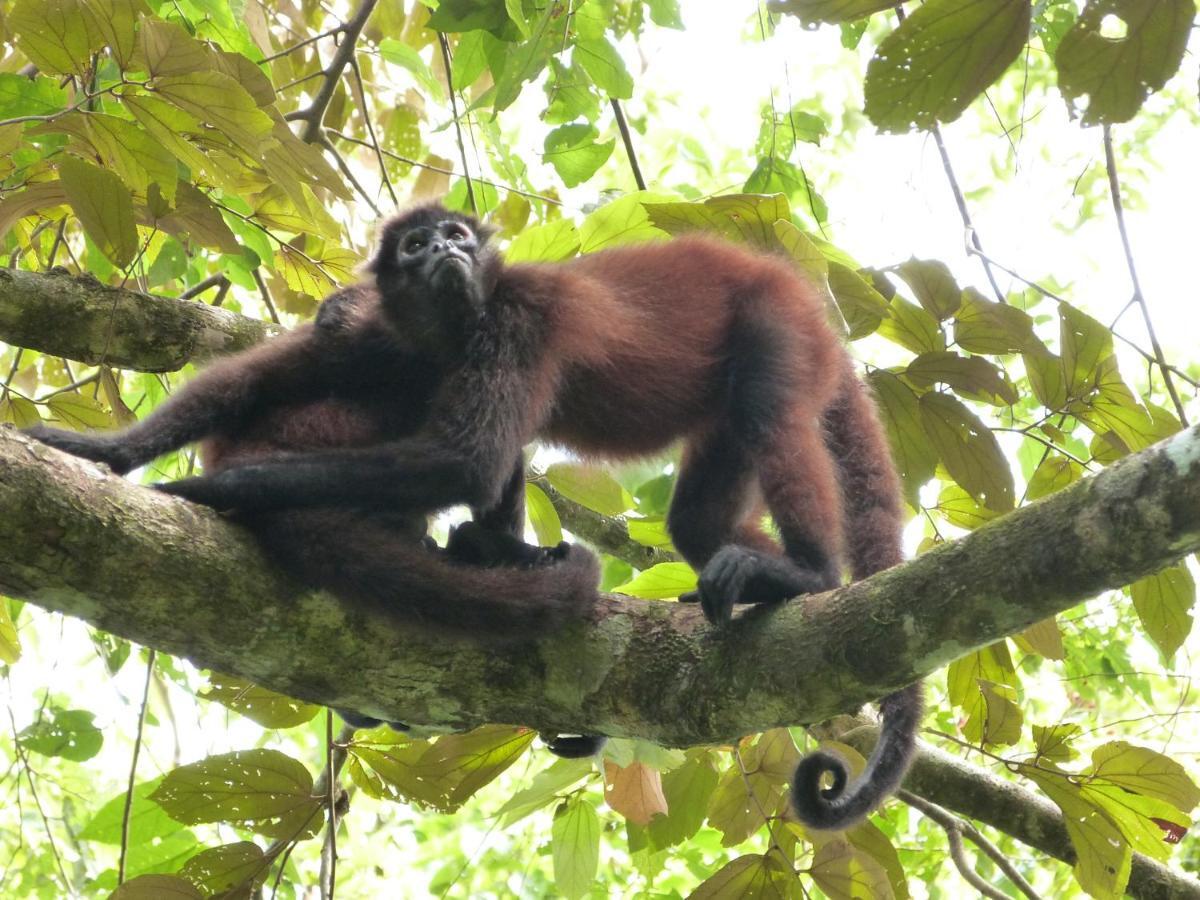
left=789, top=362, right=923, bottom=830
left=250, top=510, right=601, bottom=640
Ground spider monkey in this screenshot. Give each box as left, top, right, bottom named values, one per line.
left=24, top=281, right=604, bottom=753
left=89, top=202, right=920, bottom=829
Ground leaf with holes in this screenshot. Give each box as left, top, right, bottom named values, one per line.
left=768, top=0, right=896, bottom=25
left=199, top=673, right=320, bottom=729
left=1055, top=0, right=1194, bottom=125
left=864, top=0, right=1031, bottom=132
left=150, top=749, right=321, bottom=841
left=178, top=842, right=266, bottom=896
left=906, top=351, right=1018, bottom=406
left=19, top=707, right=103, bottom=761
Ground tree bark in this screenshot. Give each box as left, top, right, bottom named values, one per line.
left=1, top=423, right=1197, bottom=744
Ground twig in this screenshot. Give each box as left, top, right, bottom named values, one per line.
left=320, top=134, right=381, bottom=215
left=289, top=0, right=380, bottom=143
left=118, top=649, right=156, bottom=885
left=327, top=130, right=561, bottom=205
left=252, top=268, right=281, bottom=325
left=610, top=98, right=646, bottom=191
left=212, top=280, right=231, bottom=307
left=7, top=708, right=72, bottom=893
left=901, top=791, right=1042, bottom=900
left=437, top=32, right=477, bottom=214
left=178, top=274, right=230, bottom=301
left=1102, top=126, right=1189, bottom=426
left=259, top=25, right=346, bottom=65
left=348, top=56, right=397, bottom=208
left=321, top=710, right=339, bottom=899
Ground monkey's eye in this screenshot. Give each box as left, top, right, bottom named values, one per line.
left=446, top=225, right=470, bottom=242
left=404, top=237, right=426, bottom=254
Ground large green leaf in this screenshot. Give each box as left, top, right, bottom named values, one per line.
left=1055, top=0, right=1194, bottom=125
left=1088, top=741, right=1200, bottom=814
left=149, top=749, right=321, bottom=841
left=83, top=0, right=146, bottom=69
left=954, top=288, right=1039, bottom=354
left=152, top=71, right=273, bottom=156
left=612, top=563, right=697, bottom=600
left=877, top=296, right=944, bottom=354
left=506, top=219, right=581, bottom=263
left=59, top=155, right=139, bottom=267
left=10, top=0, right=106, bottom=75
left=543, top=124, right=615, bottom=188
left=1059, top=301, right=1113, bottom=398
left=897, top=258, right=961, bottom=320
left=83, top=112, right=179, bottom=204
left=495, top=757, right=593, bottom=827
left=18, top=707, right=103, bottom=761
left=864, top=0, right=1031, bottom=132
left=868, top=370, right=938, bottom=508
left=644, top=194, right=791, bottom=248
left=132, top=18, right=214, bottom=77
left=178, top=842, right=266, bottom=896
left=906, top=351, right=1018, bottom=406
left=828, top=263, right=890, bottom=340
left=199, top=673, right=321, bottom=729
left=552, top=797, right=601, bottom=900
left=920, top=392, right=1014, bottom=511
left=1129, top=566, right=1195, bottom=661
left=0, top=600, right=19, bottom=664
left=545, top=461, right=633, bottom=515
left=574, top=37, right=634, bottom=99
left=109, top=875, right=202, bottom=899
left=690, top=853, right=796, bottom=898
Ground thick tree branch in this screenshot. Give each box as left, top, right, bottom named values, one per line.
left=1, top=424, right=1197, bottom=746
left=0, top=269, right=276, bottom=372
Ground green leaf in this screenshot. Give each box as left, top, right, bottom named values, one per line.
left=153, top=182, right=240, bottom=254
left=133, top=18, right=215, bottom=77
left=1088, top=741, right=1200, bottom=814
left=552, top=797, right=601, bottom=900
left=810, top=833, right=894, bottom=900
left=451, top=30, right=491, bottom=89
left=525, top=482, right=564, bottom=546
left=1021, top=766, right=1131, bottom=898
left=574, top=37, right=634, bottom=99
left=59, top=155, right=139, bottom=267
left=121, top=93, right=213, bottom=183
left=647, top=0, right=685, bottom=29
left=0, top=600, right=20, bottom=664
left=543, top=124, right=615, bottom=188
left=612, top=562, right=697, bottom=600
left=1129, top=566, right=1195, bottom=661
left=580, top=193, right=669, bottom=252
left=109, top=875, right=203, bottom=899
left=495, top=757, right=593, bottom=827
left=545, top=461, right=633, bottom=515
left=505, top=219, right=581, bottom=262
left=897, top=258, right=961, bottom=320
left=1059, top=301, right=1113, bottom=398
left=691, top=853, right=796, bottom=899
left=868, top=370, right=938, bottom=509
left=627, top=517, right=674, bottom=549
left=1055, top=0, right=1194, bottom=125
left=846, top=819, right=911, bottom=900
left=84, top=112, right=179, bottom=204
left=877, top=296, right=945, bottom=354
left=954, top=288, right=1039, bottom=354
left=178, top=842, right=266, bottom=896
left=347, top=732, right=448, bottom=808
left=768, top=0, right=895, bottom=25
left=648, top=752, right=719, bottom=848
left=47, top=391, right=114, bottom=430
left=420, top=724, right=537, bottom=809
left=80, top=778, right=181, bottom=844
left=644, top=194, right=791, bottom=248
left=1023, top=347, right=1068, bottom=410
left=543, top=57, right=602, bottom=124
left=199, top=673, right=321, bottom=728
left=428, top=0, right=510, bottom=32
left=151, top=71, right=273, bottom=156
left=906, top=351, right=1018, bottom=406
left=82, top=0, right=146, bottom=69
left=864, top=0, right=1030, bottom=132
left=149, top=749, right=322, bottom=841
left=935, top=483, right=1000, bottom=530
left=212, top=50, right=276, bottom=107
left=19, top=707, right=103, bottom=761
left=948, top=642, right=1018, bottom=743
left=0, top=73, right=69, bottom=119
left=1032, top=723, right=1082, bottom=762
left=0, top=396, right=42, bottom=429
left=773, top=220, right=829, bottom=281
left=920, top=392, right=1014, bottom=511
left=1025, top=455, right=1082, bottom=501
left=828, top=263, right=890, bottom=340
left=379, top=38, right=444, bottom=100
left=978, top=679, right=1023, bottom=746
left=10, top=0, right=106, bottom=75
left=1079, top=781, right=1186, bottom=862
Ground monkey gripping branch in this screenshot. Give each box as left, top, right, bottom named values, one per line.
left=0, top=423, right=1198, bottom=744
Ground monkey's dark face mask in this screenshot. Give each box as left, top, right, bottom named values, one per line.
left=369, top=209, right=498, bottom=357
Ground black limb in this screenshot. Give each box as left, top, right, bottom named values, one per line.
left=335, top=708, right=410, bottom=731
left=446, top=521, right=569, bottom=569
left=544, top=734, right=607, bottom=759
left=681, top=545, right=836, bottom=626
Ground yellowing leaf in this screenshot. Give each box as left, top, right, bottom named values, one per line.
left=864, top=0, right=1030, bottom=132
left=82, top=0, right=145, bottom=69
left=1032, top=723, right=1082, bottom=763
left=1088, top=741, right=1200, bottom=815
left=552, top=797, right=601, bottom=900
left=604, top=761, right=668, bottom=826
left=1129, top=566, right=1195, bottom=660
left=612, top=562, right=697, bottom=600
left=545, top=461, right=633, bottom=515
left=978, top=680, right=1023, bottom=746
left=505, top=219, right=581, bottom=263
left=47, top=391, right=114, bottom=430
left=10, top=0, right=106, bottom=75
left=1014, top=616, right=1066, bottom=660
left=133, top=18, right=214, bottom=77
left=0, top=396, right=42, bottom=428
left=1056, top=0, right=1194, bottom=125
left=199, top=673, right=320, bottom=729
left=690, top=853, right=796, bottom=900
left=419, top=724, right=536, bottom=809
left=525, top=482, right=564, bottom=546
left=810, top=834, right=894, bottom=900
left=85, top=112, right=178, bottom=203
left=59, top=155, right=139, bottom=266
left=769, top=1, right=895, bottom=25
left=644, top=194, right=791, bottom=248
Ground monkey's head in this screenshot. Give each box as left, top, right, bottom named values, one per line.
left=367, top=204, right=499, bottom=356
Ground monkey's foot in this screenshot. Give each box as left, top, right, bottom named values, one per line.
left=446, top=521, right=570, bottom=569
left=334, top=708, right=410, bottom=731
left=682, top=545, right=836, bottom=626
left=543, top=734, right=607, bottom=759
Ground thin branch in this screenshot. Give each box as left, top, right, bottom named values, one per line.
left=258, top=24, right=345, bottom=65
left=347, top=55, right=397, bottom=208
left=1102, top=125, right=1189, bottom=426
left=290, top=0, right=380, bottom=143
left=437, top=32, right=477, bottom=214
left=327, top=130, right=562, bottom=206
left=900, top=790, right=1042, bottom=900
left=320, top=134, right=381, bottom=216
left=7, top=708, right=72, bottom=894
left=178, top=274, right=230, bottom=301
left=610, top=98, right=646, bottom=191
left=320, top=710, right=339, bottom=899
left=117, top=649, right=155, bottom=885
left=252, top=268, right=281, bottom=325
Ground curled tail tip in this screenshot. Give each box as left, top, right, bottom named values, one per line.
left=790, top=749, right=859, bottom=831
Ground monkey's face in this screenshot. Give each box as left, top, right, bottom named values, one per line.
left=368, top=205, right=495, bottom=354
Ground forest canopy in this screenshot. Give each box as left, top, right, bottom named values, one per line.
left=1, top=1, right=1199, bottom=898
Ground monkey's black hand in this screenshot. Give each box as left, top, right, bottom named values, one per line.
left=684, top=545, right=838, bottom=627
left=544, top=734, right=607, bottom=759
left=335, top=708, right=410, bottom=732
left=24, top=424, right=135, bottom=474
left=447, top=521, right=570, bottom=569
